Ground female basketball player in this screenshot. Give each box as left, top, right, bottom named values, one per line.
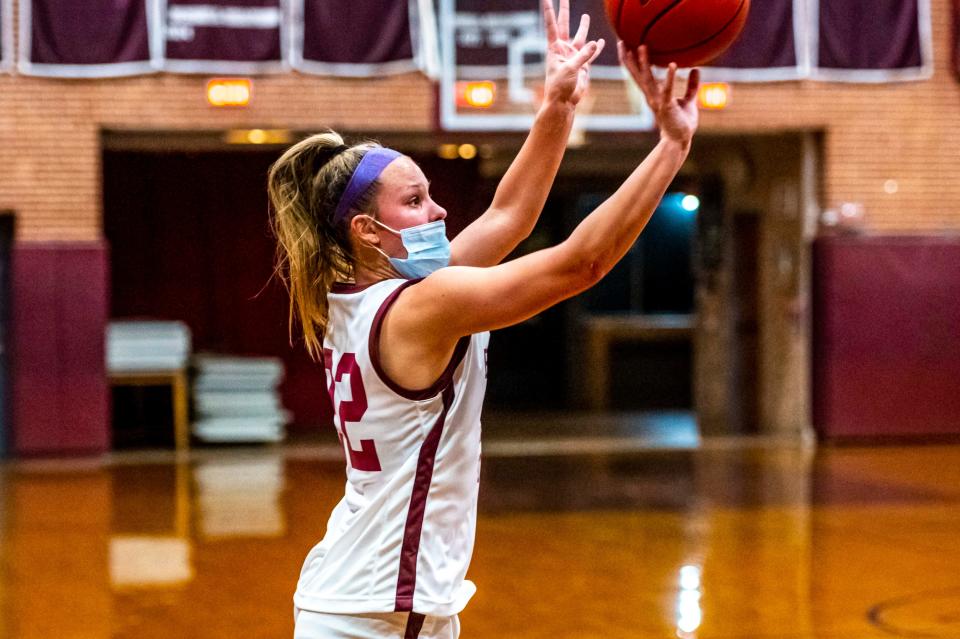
left=268, top=0, right=700, bottom=635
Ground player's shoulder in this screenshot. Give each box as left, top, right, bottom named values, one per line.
left=386, top=267, right=487, bottom=345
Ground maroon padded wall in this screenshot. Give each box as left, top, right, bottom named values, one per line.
left=813, top=235, right=960, bottom=438
left=12, top=242, right=110, bottom=455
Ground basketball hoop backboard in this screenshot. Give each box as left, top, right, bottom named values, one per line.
left=438, top=0, right=654, bottom=132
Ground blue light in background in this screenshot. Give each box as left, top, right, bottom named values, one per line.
left=661, top=192, right=700, bottom=216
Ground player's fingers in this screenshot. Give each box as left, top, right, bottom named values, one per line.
left=558, top=0, right=570, bottom=41
left=619, top=41, right=651, bottom=100
left=588, top=38, right=605, bottom=65
left=618, top=41, right=640, bottom=77
left=542, top=0, right=558, bottom=44
left=618, top=41, right=637, bottom=76
left=572, top=14, right=590, bottom=48
left=638, top=43, right=649, bottom=70
left=638, top=46, right=657, bottom=85
left=662, top=63, right=677, bottom=104
left=617, top=40, right=634, bottom=81
left=682, top=68, right=700, bottom=105
left=636, top=45, right=660, bottom=100
left=569, top=39, right=600, bottom=70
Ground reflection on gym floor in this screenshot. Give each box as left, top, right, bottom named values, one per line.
left=2, top=430, right=959, bottom=638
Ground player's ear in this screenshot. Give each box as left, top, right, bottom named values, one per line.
left=350, top=213, right=381, bottom=247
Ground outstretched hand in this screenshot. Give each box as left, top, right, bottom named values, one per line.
left=618, top=42, right=700, bottom=146
left=542, top=0, right=605, bottom=108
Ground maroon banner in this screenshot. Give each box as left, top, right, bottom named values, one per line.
left=814, top=0, right=930, bottom=81
left=954, top=0, right=960, bottom=80
left=294, top=0, right=426, bottom=76
left=704, top=0, right=802, bottom=81
left=19, top=0, right=158, bottom=77
left=164, top=0, right=285, bottom=73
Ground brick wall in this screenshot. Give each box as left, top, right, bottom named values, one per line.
left=0, top=0, right=958, bottom=241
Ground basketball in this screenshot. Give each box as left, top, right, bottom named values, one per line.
left=605, top=0, right=751, bottom=67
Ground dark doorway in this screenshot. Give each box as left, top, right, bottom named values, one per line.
left=103, top=149, right=321, bottom=440
left=481, top=167, right=703, bottom=413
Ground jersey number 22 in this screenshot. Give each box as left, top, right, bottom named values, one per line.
left=324, top=349, right=382, bottom=472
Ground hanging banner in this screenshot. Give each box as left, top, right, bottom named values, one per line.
left=13, top=0, right=935, bottom=82
left=19, top=0, right=162, bottom=77
left=448, top=0, right=933, bottom=85
left=702, top=0, right=806, bottom=82
left=1, top=0, right=11, bottom=72
left=953, top=0, right=960, bottom=80
left=163, top=0, right=287, bottom=74
left=812, top=0, right=932, bottom=81
left=292, top=0, right=438, bottom=77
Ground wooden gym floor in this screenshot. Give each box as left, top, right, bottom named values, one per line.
left=1, top=415, right=959, bottom=638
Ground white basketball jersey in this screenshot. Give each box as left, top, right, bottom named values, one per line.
left=295, top=278, right=490, bottom=617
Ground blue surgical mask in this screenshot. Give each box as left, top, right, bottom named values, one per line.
left=374, top=219, right=451, bottom=279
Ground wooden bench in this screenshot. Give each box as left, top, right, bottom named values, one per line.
left=108, top=369, right=190, bottom=452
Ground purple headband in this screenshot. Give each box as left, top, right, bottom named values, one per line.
left=332, top=147, right=402, bottom=225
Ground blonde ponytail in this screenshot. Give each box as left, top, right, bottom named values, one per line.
left=268, top=131, right=382, bottom=361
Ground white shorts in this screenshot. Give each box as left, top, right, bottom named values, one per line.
left=293, top=608, right=460, bottom=639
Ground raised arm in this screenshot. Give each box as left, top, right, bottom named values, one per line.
left=449, top=0, right=604, bottom=268
left=382, top=45, right=700, bottom=390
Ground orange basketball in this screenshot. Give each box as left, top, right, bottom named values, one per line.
left=605, top=0, right=751, bottom=68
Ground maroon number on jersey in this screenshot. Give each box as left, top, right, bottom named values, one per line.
left=322, top=349, right=382, bottom=472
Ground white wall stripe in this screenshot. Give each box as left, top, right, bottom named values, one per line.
left=413, top=0, right=441, bottom=79
left=795, top=0, right=812, bottom=79
left=1, top=0, right=13, bottom=72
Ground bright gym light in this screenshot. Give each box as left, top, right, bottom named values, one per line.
left=698, top=82, right=730, bottom=110
left=207, top=78, right=252, bottom=107
left=456, top=81, right=496, bottom=109
left=458, top=144, right=477, bottom=160
left=224, top=129, right=292, bottom=145
left=437, top=144, right=459, bottom=160
left=681, top=194, right=701, bottom=212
